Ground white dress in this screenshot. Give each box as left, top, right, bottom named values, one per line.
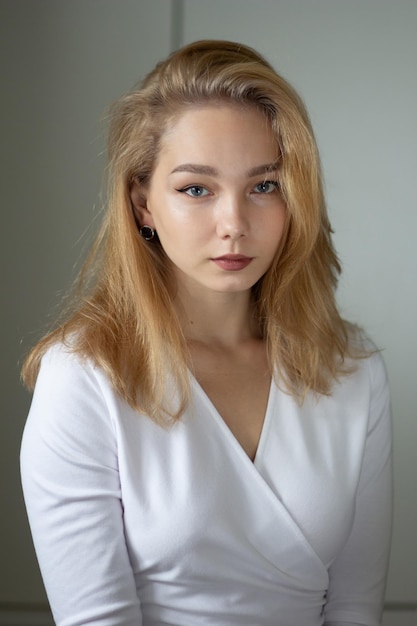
left=20, top=343, right=393, bottom=626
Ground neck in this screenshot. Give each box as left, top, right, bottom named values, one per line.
left=174, top=286, right=260, bottom=348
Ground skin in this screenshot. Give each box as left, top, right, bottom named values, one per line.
left=131, top=104, right=286, bottom=328
left=131, top=103, right=287, bottom=460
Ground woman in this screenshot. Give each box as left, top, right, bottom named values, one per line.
left=20, top=40, right=392, bottom=626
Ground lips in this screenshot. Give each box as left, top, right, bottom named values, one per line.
left=211, top=254, right=253, bottom=271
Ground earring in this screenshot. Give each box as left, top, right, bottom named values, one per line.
left=139, top=225, right=155, bottom=241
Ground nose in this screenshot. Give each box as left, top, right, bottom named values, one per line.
left=216, top=195, right=249, bottom=240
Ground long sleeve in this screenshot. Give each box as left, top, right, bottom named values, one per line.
left=323, top=351, right=393, bottom=626
left=20, top=346, right=142, bottom=626
left=21, top=343, right=393, bottom=626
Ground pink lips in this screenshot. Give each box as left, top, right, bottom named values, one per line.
left=211, top=254, right=253, bottom=271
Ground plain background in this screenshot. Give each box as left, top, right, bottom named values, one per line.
left=1, top=0, right=416, bottom=620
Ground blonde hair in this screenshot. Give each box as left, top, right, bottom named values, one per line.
left=22, top=40, right=363, bottom=422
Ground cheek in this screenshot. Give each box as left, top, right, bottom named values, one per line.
left=155, top=215, right=199, bottom=243
left=263, top=213, right=288, bottom=259
left=152, top=211, right=204, bottom=258
left=261, top=206, right=287, bottom=240
left=154, top=206, right=209, bottom=242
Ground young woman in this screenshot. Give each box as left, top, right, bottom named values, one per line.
left=20, top=40, right=392, bottom=626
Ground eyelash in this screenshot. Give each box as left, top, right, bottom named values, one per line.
left=177, top=185, right=209, bottom=198
left=254, top=180, right=280, bottom=194
left=176, top=180, right=280, bottom=198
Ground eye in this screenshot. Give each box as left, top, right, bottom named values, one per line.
left=178, top=185, right=210, bottom=198
left=253, top=180, right=279, bottom=194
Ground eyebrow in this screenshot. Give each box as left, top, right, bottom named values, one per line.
left=170, top=164, right=218, bottom=176
left=247, top=162, right=279, bottom=177
left=170, top=162, right=279, bottom=177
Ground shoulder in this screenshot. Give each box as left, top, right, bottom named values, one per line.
left=36, top=340, right=110, bottom=398
left=349, top=332, right=389, bottom=394
left=27, top=340, right=118, bottom=440
left=40, top=338, right=92, bottom=372
left=22, top=340, right=123, bottom=481
left=335, top=333, right=392, bottom=437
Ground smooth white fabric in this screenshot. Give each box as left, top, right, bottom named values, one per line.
left=21, top=343, right=393, bottom=626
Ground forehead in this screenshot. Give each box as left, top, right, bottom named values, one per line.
left=156, top=102, right=278, bottom=168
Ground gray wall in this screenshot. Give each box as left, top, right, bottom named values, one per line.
left=1, top=0, right=173, bottom=609
left=1, top=0, right=416, bottom=619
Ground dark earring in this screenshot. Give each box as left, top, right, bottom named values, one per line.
left=139, top=225, right=155, bottom=241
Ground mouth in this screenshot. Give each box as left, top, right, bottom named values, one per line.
left=211, top=254, right=253, bottom=271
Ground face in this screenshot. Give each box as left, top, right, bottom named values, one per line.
left=131, top=104, right=287, bottom=300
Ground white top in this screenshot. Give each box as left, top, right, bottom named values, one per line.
left=21, top=343, right=393, bottom=626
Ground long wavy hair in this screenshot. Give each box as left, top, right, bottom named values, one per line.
left=22, top=39, right=363, bottom=422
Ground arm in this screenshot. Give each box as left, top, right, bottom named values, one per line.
left=323, top=351, right=393, bottom=626
left=20, top=345, right=142, bottom=626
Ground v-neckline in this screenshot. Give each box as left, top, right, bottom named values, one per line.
left=187, top=373, right=330, bottom=581
left=188, top=372, right=275, bottom=466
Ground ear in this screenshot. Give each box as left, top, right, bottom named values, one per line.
left=130, top=179, right=155, bottom=229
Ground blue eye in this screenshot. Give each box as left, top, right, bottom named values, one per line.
left=180, top=185, right=210, bottom=197
left=254, top=181, right=279, bottom=194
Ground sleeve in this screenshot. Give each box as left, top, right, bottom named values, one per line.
left=323, top=351, right=393, bottom=626
left=20, top=346, right=142, bottom=626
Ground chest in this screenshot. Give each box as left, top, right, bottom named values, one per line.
left=190, top=344, right=271, bottom=461
left=118, top=380, right=367, bottom=574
